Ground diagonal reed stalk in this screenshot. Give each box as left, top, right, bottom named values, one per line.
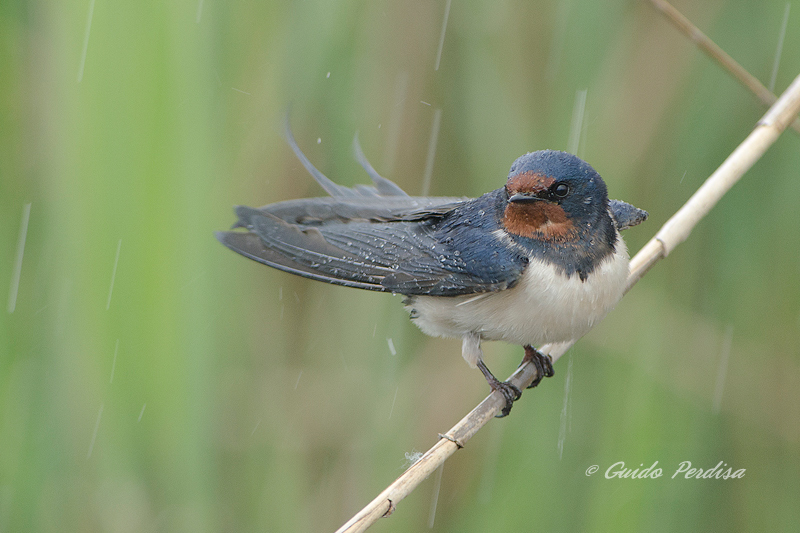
left=648, top=0, right=800, bottom=135
left=335, top=70, right=800, bottom=533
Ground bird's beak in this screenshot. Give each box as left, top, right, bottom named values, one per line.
left=508, top=192, right=543, bottom=204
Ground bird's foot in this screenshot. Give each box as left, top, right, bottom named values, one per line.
left=493, top=381, right=522, bottom=418
left=477, top=360, right=522, bottom=417
left=521, top=345, right=554, bottom=389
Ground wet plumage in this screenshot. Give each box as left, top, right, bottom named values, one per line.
left=217, top=132, right=647, bottom=416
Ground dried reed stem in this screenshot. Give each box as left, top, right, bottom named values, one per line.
left=335, top=71, right=800, bottom=533
left=649, top=0, right=800, bottom=135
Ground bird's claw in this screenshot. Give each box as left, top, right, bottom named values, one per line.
left=477, top=346, right=554, bottom=417
left=523, top=346, right=554, bottom=389
left=492, top=380, right=522, bottom=418
left=477, top=359, right=523, bottom=417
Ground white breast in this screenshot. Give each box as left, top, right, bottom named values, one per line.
left=405, top=236, right=629, bottom=367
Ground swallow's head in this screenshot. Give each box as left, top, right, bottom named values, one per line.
left=502, top=150, right=609, bottom=242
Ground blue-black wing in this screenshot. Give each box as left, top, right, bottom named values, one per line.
left=217, top=127, right=529, bottom=295
left=216, top=190, right=529, bottom=296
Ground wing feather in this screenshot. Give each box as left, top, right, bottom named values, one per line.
left=219, top=191, right=528, bottom=296
left=219, top=123, right=528, bottom=295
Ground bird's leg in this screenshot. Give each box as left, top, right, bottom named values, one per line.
left=476, top=359, right=522, bottom=418
left=521, top=345, right=554, bottom=389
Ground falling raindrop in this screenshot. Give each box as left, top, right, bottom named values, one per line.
left=421, top=109, right=442, bottom=196
left=7, top=202, right=31, bottom=313
left=106, top=239, right=122, bottom=310
left=428, top=464, right=445, bottom=528
left=434, top=0, right=452, bottom=71
left=557, top=353, right=574, bottom=459
left=388, top=386, right=399, bottom=420
left=109, top=339, right=119, bottom=384
left=87, top=403, right=104, bottom=459
left=77, top=0, right=96, bottom=82
left=769, top=3, right=791, bottom=92
left=568, top=89, right=588, bottom=156
left=478, top=422, right=504, bottom=504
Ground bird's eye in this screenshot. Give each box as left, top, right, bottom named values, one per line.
left=553, top=183, right=570, bottom=198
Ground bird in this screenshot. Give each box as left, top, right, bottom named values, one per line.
left=216, top=128, right=648, bottom=416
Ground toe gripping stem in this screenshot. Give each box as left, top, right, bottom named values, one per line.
left=522, top=345, right=554, bottom=389
left=476, top=360, right=522, bottom=418
left=476, top=346, right=555, bottom=418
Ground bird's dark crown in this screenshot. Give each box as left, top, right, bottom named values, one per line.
left=502, top=150, right=609, bottom=242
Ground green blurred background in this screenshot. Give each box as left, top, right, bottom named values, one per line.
left=2, top=0, right=800, bottom=531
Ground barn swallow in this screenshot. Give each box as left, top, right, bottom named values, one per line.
left=217, top=129, right=647, bottom=416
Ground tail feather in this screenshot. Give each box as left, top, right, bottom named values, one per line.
left=352, top=132, right=409, bottom=197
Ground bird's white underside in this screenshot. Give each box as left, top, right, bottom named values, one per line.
left=406, top=232, right=629, bottom=368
